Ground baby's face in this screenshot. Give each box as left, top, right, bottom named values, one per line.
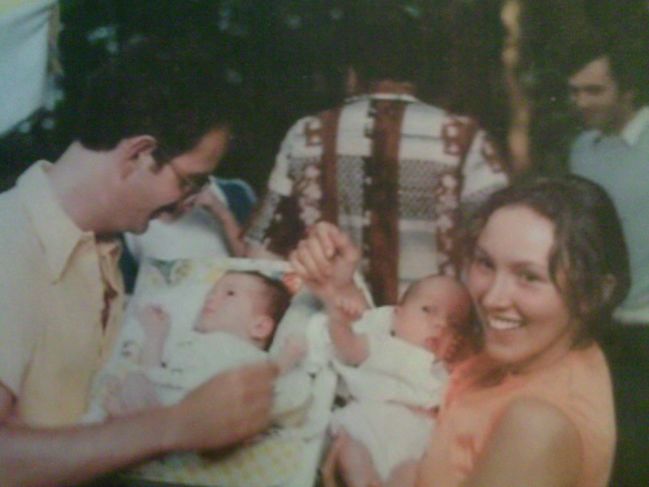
left=393, top=277, right=471, bottom=357
left=195, top=273, right=270, bottom=339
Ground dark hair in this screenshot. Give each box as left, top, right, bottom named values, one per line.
left=76, top=38, right=241, bottom=164
left=467, top=174, right=630, bottom=343
left=230, top=270, right=292, bottom=349
left=564, top=1, right=649, bottom=107
left=340, top=2, right=425, bottom=84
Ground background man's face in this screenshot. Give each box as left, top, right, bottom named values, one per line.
left=568, top=56, right=635, bottom=134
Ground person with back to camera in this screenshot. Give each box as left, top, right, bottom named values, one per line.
left=0, top=39, right=277, bottom=487
left=292, top=174, right=629, bottom=487
left=245, top=3, right=508, bottom=306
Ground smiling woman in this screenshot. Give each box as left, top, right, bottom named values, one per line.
left=416, top=175, right=630, bottom=487
left=292, top=175, right=630, bottom=487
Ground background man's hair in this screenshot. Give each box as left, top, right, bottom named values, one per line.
left=564, top=35, right=648, bottom=104
left=339, top=1, right=425, bottom=85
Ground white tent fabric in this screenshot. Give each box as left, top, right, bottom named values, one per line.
left=0, top=0, right=57, bottom=135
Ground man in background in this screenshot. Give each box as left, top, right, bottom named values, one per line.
left=568, top=33, right=649, bottom=486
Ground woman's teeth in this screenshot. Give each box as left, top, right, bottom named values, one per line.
left=488, top=317, right=521, bottom=330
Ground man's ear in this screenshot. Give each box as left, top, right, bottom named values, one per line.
left=249, top=315, right=276, bottom=343
left=117, top=135, right=157, bottom=178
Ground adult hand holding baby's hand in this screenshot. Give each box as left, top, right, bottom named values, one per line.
left=166, top=362, right=278, bottom=452
left=289, top=222, right=361, bottom=301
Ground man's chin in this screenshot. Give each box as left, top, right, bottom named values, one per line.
left=151, top=202, right=190, bottom=223
left=128, top=220, right=150, bottom=235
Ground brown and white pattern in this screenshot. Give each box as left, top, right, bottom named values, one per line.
left=246, top=93, right=508, bottom=304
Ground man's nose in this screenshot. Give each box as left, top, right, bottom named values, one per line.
left=571, top=91, right=590, bottom=111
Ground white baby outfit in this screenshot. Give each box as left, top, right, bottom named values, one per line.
left=330, top=306, right=448, bottom=480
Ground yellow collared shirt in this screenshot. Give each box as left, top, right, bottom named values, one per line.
left=0, top=161, right=123, bottom=426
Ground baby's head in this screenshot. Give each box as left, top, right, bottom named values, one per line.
left=394, top=275, right=473, bottom=362
left=195, top=270, right=291, bottom=350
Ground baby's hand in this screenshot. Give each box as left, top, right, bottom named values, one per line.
left=136, top=304, right=171, bottom=341
left=275, top=334, right=307, bottom=374
left=334, top=294, right=366, bottom=322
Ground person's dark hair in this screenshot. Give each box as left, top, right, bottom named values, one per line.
left=564, top=1, right=649, bottom=107
left=233, top=270, right=292, bottom=349
left=76, top=38, right=241, bottom=165
left=466, top=174, right=630, bottom=343
left=340, top=1, right=425, bottom=85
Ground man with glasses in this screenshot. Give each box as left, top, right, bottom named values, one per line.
left=0, top=40, right=276, bottom=487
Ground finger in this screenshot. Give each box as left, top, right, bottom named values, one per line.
left=310, top=222, right=340, bottom=259
left=328, top=227, right=360, bottom=264
left=293, top=241, right=331, bottom=282
left=288, top=249, right=308, bottom=276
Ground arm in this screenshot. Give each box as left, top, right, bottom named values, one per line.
left=460, top=397, right=581, bottom=487
left=0, top=362, right=278, bottom=487
left=325, top=291, right=370, bottom=366
left=289, top=221, right=370, bottom=365
left=193, top=187, right=248, bottom=257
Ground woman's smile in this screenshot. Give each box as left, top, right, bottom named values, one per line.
left=468, top=204, right=576, bottom=373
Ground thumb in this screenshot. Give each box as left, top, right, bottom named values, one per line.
left=328, top=227, right=360, bottom=263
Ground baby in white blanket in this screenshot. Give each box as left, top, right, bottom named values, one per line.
left=88, top=270, right=308, bottom=422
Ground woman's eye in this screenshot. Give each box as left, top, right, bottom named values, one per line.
left=226, top=290, right=235, bottom=296
left=422, top=306, right=431, bottom=314
left=519, top=271, right=541, bottom=284
left=473, top=255, right=493, bottom=270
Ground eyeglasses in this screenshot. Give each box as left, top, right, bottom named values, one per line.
left=168, top=161, right=211, bottom=194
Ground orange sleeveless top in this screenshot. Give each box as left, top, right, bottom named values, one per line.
left=417, top=344, right=615, bottom=486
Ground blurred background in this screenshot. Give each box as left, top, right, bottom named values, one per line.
left=1, top=0, right=647, bottom=191
left=0, top=0, right=499, bottom=193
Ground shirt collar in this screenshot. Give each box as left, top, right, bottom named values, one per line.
left=17, top=161, right=95, bottom=282
left=621, top=106, right=649, bottom=146
left=346, top=92, right=419, bottom=104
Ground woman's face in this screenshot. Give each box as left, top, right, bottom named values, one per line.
left=467, top=205, right=577, bottom=373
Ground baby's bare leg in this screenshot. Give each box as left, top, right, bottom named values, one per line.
left=337, top=430, right=382, bottom=487
left=385, top=459, right=418, bottom=487
left=136, top=304, right=171, bottom=368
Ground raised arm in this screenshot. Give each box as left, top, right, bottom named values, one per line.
left=325, top=291, right=371, bottom=366
left=0, top=362, right=277, bottom=487
left=193, top=186, right=248, bottom=257
left=289, top=222, right=370, bottom=365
